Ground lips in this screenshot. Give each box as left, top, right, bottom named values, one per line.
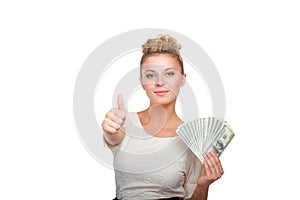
left=154, top=90, right=169, bottom=96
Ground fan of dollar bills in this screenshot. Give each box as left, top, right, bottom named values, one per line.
left=176, top=117, right=235, bottom=162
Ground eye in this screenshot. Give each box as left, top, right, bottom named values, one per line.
left=165, top=72, right=175, bottom=77
left=146, top=73, right=156, bottom=79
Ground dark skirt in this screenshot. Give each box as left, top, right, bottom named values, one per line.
left=113, top=197, right=182, bottom=200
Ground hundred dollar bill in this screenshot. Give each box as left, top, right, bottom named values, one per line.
left=203, top=125, right=235, bottom=158
left=176, top=117, right=235, bottom=163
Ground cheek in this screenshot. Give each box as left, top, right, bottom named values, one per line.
left=166, top=80, right=182, bottom=94
left=142, top=84, right=155, bottom=95
left=142, top=84, right=153, bottom=90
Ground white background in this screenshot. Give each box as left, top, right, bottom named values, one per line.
left=1, top=0, right=299, bottom=199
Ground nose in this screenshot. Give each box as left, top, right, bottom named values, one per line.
left=155, top=76, right=165, bottom=86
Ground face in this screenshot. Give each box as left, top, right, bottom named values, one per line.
left=140, top=54, right=186, bottom=106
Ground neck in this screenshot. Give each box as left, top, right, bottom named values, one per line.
left=138, top=101, right=182, bottom=137
left=148, top=101, right=177, bottom=121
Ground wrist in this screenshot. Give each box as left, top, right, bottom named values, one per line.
left=196, top=184, right=209, bottom=192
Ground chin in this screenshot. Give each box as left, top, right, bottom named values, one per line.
left=149, top=94, right=177, bottom=106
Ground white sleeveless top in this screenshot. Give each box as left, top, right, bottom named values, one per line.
left=106, top=112, right=202, bottom=200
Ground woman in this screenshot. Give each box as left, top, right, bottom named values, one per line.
left=102, top=35, right=224, bottom=200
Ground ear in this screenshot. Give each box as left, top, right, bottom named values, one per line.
left=180, top=73, right=186, bottom=87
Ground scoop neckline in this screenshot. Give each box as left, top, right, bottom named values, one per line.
left=132, top=112, right=180, bottom=139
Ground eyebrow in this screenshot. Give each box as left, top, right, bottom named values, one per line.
left=143, top=67, right=176, bottom=73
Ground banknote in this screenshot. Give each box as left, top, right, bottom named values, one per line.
left=204, top=125, right=235, bottom=157
left=176, top=117, right=235, bottom=163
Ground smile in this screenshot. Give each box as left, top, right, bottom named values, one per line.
left=154, top=90, right=169, bottom=96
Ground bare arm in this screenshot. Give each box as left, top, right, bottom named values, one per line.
left=189, top=152, right=224, bottom=200
left=189, top=186, right=209, bottom=200
left=102, top=95, right=126, bottom=146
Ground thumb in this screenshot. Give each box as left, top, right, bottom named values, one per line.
left=117, top=94, right=125, bottom=111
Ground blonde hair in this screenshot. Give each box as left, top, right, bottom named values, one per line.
left=140, top=34, right=184, bottom=74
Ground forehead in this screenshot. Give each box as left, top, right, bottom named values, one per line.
left=141, top=64, right=177, bottom=72
left=142, top=54, right=181, bottom=71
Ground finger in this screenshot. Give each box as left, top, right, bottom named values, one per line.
left=213, top=153, right=224, bottom=176
left=117, top=94, right=124, bottom=111
left=207, top=152, right=223, bottom=177
left=203, top=158, right=212, bottom=177
left=113, top=116, right=124, bottom=125
left=108, top=118, right=121, bottom=130
left=210, top=152, right=224, bottom=175
left=103, top=118, right=121, bottom=130
left=219, top=163, right=224, bottom=175
left=107, top=111, right=124, bottom=125
left=112, top=108, right=126, bottom=121
left=102, top=123, right=118, bottom=134
left=205, top=153, right=219, bottom=177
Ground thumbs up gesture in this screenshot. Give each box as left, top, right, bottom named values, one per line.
left=102, top=95, right=126, bottom=143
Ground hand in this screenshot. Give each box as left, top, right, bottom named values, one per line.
left=102, top=94, right=126, bottom=135
left=197, top=152, right=224, bottom=189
